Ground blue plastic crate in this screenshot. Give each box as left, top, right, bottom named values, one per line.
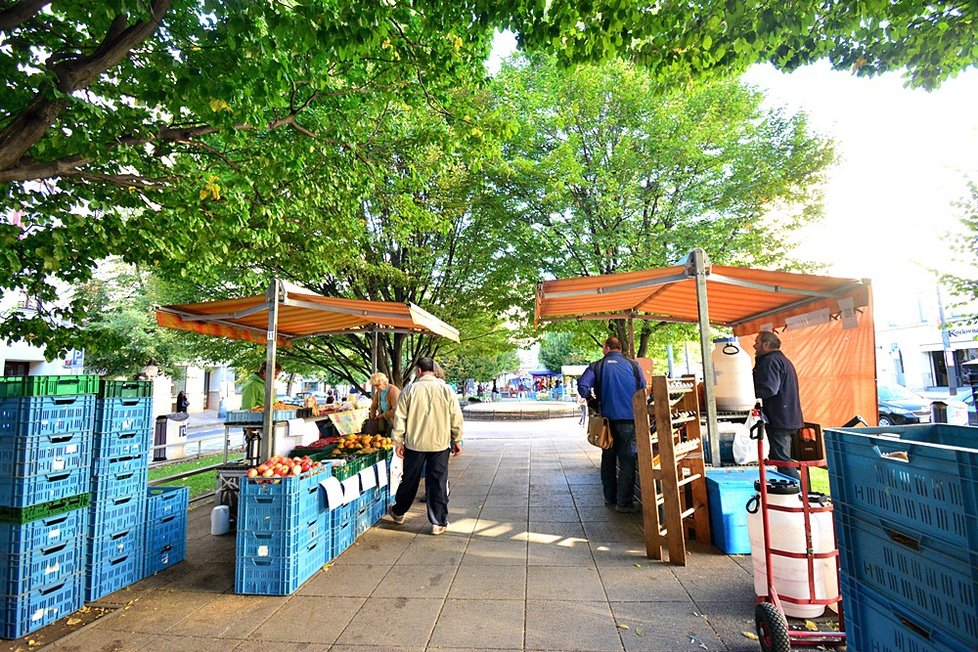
left=84, top=550, right=143, bottom=602
left=703, top=469, right=796, bottom=554
left=93, top=428, right=151, bottom=461
left=87, top=524, right=144, bottom=569
left=0, top=395, right=95, bottom=438
left=236, top=511, right=326, bottom=559
left=841, top=575, right=969, bottom=652
left=834, top=508, right=977, bottom=644
left=329, top=500, right=356, bottom=529
left=237, top=468, right=327, bottom=533
left=91, top=456, right=149, bottom=502
left=144, top=538, right=186, bottom=576
left=146, top=486, right=188, bottom=523
left=93, top=397, right=153, bottom=434
left=234, top=534, right=328, bottom=595
left=0, top=535, right=84, bottom=596
left=146, top=511, right=186, bottom=553
left=0, top=466, right=91, bottom=510
left=825, top=424, right=978, bottom=553
left=0, top=572, right=83, bottom=640
left=330, top=516, right=355, bottom=558
left=0, top=506, right=87, bottom=557
left=90, top=493, right=146, bottom=540
left=0, top=430, right=91, bottom=480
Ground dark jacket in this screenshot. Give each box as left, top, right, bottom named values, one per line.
left=752, top=349, right=804, bottom=430
left=578, top=351, right=646, bottom=421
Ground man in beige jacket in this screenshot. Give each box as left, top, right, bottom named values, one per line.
left=388, top=357, right=463, bottom=535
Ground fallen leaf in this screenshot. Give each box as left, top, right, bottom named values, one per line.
left=66, top=617, right=83, bottom=626
left=633, top=563, right=642, bottom=567
left=742, top=630, right=759, bottom=640
left=617, top=623, right=629, bottom=630
left=805, top=620, right=819, bottom=631
left=635, top=628, right=642, bottom=636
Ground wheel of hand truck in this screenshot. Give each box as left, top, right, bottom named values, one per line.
left=755, top=602, right=791, bottom=652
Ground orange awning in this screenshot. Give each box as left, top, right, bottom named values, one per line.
left=536, top=264, right=870, bottom=335
left=155, top=282, right=460, bottom=346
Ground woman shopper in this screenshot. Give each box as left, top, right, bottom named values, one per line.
left=368, top=372, right=401, bottom=436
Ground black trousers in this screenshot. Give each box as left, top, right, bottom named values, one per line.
left=393, top=448, right=450, bottom=526
left=767, top=426, right=800, bottom=480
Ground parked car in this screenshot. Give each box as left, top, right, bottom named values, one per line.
left=877, top=384, right=969, bottom=426
left=291, top=391, right=333, bottom=406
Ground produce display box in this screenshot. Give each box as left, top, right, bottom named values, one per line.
left=144, top=537, right=186, bottom=576
left=0, top=493, right=90, bottom=526
left=226, top=409, right=298, bottom=424
left=93, top=397, right=153, bottom=434
left=840, top=575, right=967, bottom=652
left=89, top=493, right=146, bottom=540
left=330, top=517, right=355, bottom=558
left=0, top=430, right=92, bottom=479
left=0, top=375, right=98, bottom=399
left=0, top=506, right=87, bottom=557
left=0, top=572, right=83, bottom=640
left=236, top=467, right=327, bottom=534
left=87, top=524, right=144, bottom=567
left=236, top=512, right=327, bottom=559
left=146, top=486, right=189, bottom=523
left=234, top=534, right=328, bottom=596
left=144, top=511, right=187, bottom=576
left=0, top=535, right=84, bottom=596
left=0, top=465, right=91, bottom=510
left=93, top=428, right=152, bottom=460
left=834, top=508, right=977, bottom=645
left=91, top=454, right=149, bottom=502
left=290, top=442, right=337, bottom=457
left=0, top=395, right=95, bottom=438
left=84, top=550, right=144, bottom=602
left=97, top=380, right=153, bottom=399
left=824, top=424, right=978, bottom=553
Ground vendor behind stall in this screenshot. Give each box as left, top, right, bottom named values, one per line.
left=369, top=372, right=401, bottom=436
left=240, top=361, right=282, bottom=410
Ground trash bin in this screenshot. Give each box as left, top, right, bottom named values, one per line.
left=154, top=413, right=189, bottom=461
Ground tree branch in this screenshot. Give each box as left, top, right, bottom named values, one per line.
left=0, top=0, right=49, bottom=32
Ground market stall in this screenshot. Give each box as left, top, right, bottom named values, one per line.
left=534, top=249, right=877, bottom=463
left=155, top=279, right=460, bottom=460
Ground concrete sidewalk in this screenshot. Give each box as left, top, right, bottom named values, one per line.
left=41, top=418, right=765, bottom=652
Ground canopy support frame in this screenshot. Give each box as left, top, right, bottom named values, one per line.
left=260, top=279, right=281, bottom=462
left=688, top=249, right=720, bottom=466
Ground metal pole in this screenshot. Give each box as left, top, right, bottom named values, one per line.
left=666, top=344, right=675, bottom=377
left=687, top=249, right=720, bottom=467
left=372, top=327, right=379, bottom=374
left=260, top=279, right=281, bottom=461
left=628, top=317, right=636, bottom=359
left=936, top=284, right=958, bottom=396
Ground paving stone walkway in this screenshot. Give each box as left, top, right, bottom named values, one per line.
left=42, top=418, right=767, bottom=652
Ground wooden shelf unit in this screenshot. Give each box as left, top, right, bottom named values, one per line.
left=632, top=375, right=711, bottom=565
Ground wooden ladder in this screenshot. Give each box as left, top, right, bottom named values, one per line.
left=633, top=375, right=711, bottom=565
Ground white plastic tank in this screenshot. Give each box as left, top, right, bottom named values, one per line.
left=712, top=337, right=755, bottom=411
left=747, top=479, right=827, bottom=618
left=210, top=505, right=230, bottom=536
left=810, top=493, right=840, bottom=612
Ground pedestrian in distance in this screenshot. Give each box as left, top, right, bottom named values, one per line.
left=578, top=337, right=647, bottom=513
left=176, top=390, right=189, bottom=414
left=752, top=330, right=803, bottom=480
left=388, top=357, right=463, bottom=535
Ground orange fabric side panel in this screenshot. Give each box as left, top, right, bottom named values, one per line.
left=155, top=311, right=290, bottom=348
left=740, top=301, right=877, bottom=429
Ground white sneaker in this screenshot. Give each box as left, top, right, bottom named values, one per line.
left=388, top=508, right=405, bottom=524
left=431, top=523, right=448, bottom=535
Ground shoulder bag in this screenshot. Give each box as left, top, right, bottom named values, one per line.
left=586, top=358, right=642, bottom=450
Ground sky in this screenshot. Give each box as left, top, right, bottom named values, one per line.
left=489, top=33, right=978, bottom=323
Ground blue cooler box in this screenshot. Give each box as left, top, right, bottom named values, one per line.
left=705, top=468, right=795, bottom=554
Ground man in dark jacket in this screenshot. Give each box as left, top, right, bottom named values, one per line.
left=578, top=337, right=646, bottom=512
left=752, top=331, right=803, bottom=479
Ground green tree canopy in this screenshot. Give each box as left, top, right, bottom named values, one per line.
left=940, top=181, right=978, bottom=324
left=492, top=54, right=834, bottom=354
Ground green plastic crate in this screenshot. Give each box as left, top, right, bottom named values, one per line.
left=97, top=380, right=153, bottom=399
left=0, top=375, right=99, bottom=398
left=0, top=493, right=91, bottom=525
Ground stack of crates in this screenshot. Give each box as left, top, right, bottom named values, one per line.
left=329, top=451, right=393, bottom=561
left=825, top=424, right=978, bottom=652
left=144, top=486, right=188, bottom=576
left=235, top=466, right=329, bottom=595
left=0, top=374, right=97, bottom=639
left=85, top=380, right=153, bottom=602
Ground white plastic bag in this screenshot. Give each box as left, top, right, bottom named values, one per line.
left=733, top=410, right=769, bottom=465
